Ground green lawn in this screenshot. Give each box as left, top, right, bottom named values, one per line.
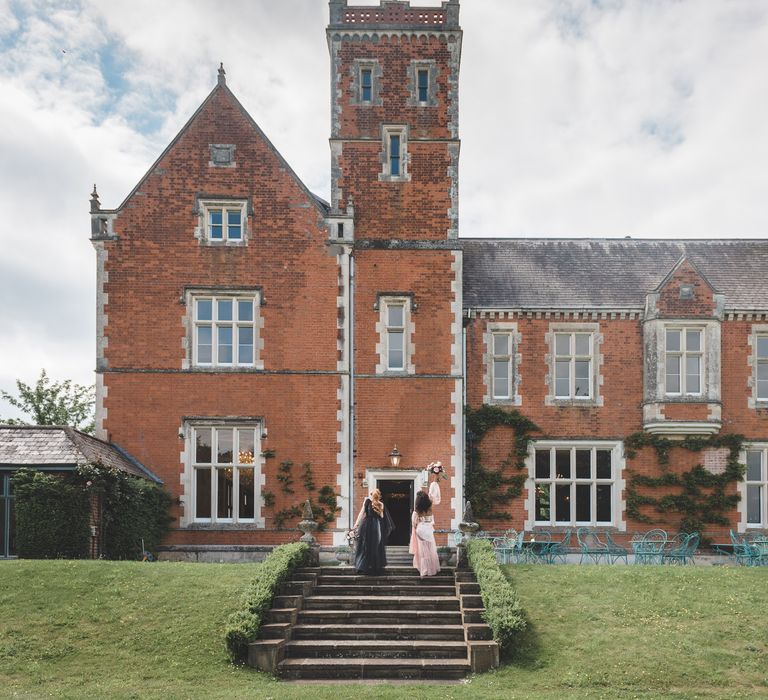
left=0, top=560, right=766, bottom=699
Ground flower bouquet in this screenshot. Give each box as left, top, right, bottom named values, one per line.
left=427, top=460, right=448, bottom=481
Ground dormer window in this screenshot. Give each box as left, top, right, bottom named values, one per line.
left=665, top=327, right=703, bottom=396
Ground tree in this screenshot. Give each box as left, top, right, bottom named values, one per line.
left=0, top=369, right=95, bottom=434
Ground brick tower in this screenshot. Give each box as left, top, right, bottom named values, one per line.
left=328, top=0, right=464, bottom=542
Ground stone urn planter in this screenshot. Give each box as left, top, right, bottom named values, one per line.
left=335, top=545, right=353, bottom=565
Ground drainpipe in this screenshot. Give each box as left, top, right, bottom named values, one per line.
left=348, top=251, right=355, bottom=530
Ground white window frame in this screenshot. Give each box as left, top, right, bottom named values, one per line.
left=750, top=327, right=768, bottom=407
left=527, top=441, right=623, bottom=529
left=379, top=125, right=410, bottom=182
left=376, top=296, right=414, bottom=375
left=188, top=291, right=263, bottom=369
left=484, top=322, right=521, bottom=405
left=664, top=326, right=704, bottom=397
left=190, top=424, right=263, bottom=526
left=196, top=199, right=248, bottom=245
left=741, top=445, right=768, bottom=530
left=545, top=323, right=602, bottom=406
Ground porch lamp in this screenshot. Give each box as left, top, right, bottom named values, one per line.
left=389, top=445, right=402, bottom=468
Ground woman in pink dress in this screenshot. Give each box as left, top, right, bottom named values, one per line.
left=409, top=470, right=442, bottom=577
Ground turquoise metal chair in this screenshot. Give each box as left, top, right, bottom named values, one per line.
left=604, top=532, right=629, bottom=564
left=633, top=529, right=667, bottom=564
left=577, top=528, right=609, bottom=564
left=663, top=532, right=699, bottom=565
left=545, top=529, right=573, bottom=564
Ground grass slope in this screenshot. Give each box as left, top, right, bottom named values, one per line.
left=0, top=560, right=766, bottom=699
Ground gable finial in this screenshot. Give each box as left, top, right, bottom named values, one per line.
left=90, top=184, right=100, bottom=213
left=217, top=62, right=226, bottom=86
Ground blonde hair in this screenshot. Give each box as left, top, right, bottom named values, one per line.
left=370, top=488, right=384, bottom=517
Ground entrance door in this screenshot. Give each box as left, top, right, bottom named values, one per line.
left=377, top=479, right=414, bottom=546
left=1, top=473, right=15, bottom=558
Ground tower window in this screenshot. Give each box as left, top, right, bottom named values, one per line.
left=389, top=135, right=401, bottom=177
left=417, top=69, right=429, bottom=103
left=361, top=68, right=372, bottom=103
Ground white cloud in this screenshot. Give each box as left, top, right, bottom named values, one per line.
left=1, top=0, right=767, bottom=418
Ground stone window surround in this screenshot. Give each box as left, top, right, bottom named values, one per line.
left=378, top=125, right=411, bottom=182
left=375, top=294, right=415, bottom=375
left=179, top=417, right=266, bottom=528
left=181, top=286, right=264, bottom=371
left=748, top=325, right=768, bottom=409
left=643, top=318, right=721, bottom=404
left=738, top=444, right=768, bottom=531
left=544, top=322, right=604, bottom=407
left=483, top=321, right=522, bottom=406
left=406, top=59, right=439, bottom=107
left=524, top=440, right=626, bottom=532
left=194, top=196, right=251, bottom=246
left=350, top=58, right=383, bottom=106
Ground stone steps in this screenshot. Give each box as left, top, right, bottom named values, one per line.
left=277, top=657, right=472, bottom=681
left=285, top=639, right=469, bottom=659
left=290, top=623, right=467, bottom=641
left=248, top=564, right=499, bottom=680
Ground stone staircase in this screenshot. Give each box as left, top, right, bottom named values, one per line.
left=249, top=565, right=498, bottom=680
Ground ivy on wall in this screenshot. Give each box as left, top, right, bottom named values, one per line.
left=624, top=431, right=745, bottom=536
left=465, top=405, right=540, bottom=520
left=262, top=458, right=340, bottom=530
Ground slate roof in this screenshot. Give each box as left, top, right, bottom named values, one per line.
left=0, top=426, right=162, bottom=483
left=461, top=238, right=768, bottom=310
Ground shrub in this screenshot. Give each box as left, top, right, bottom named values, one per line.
left=466, top=537, right=526, bottom=655
left=11, top=464, right=172, bottom=560
left=224, top=542, right=309, bottom=663
left=12, top=469, right=90, bottom=559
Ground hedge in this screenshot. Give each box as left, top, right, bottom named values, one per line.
left=466, top=538, right=526, bottom=656
left=12, top=470, right=91, bottom=559
left=11, top=464, right=172, bottom=560
left=225, top=542, right=309, bottom=663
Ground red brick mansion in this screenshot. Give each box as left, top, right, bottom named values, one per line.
left=87, top=0, right=768, bottom=557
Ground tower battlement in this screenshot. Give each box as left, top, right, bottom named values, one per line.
left=329, top=0, right=459, bottom=30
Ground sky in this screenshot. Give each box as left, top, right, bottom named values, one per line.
left=1, top=0, right=767, bottom=418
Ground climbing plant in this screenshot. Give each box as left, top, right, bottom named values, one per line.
left=266, top=459, right=340, bottom=530
left=624, top=431, right=745, bottom=536
left=465, top=405, right=540, bottom=520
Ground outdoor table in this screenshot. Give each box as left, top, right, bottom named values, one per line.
left=521, top=539, right=550, bottom=563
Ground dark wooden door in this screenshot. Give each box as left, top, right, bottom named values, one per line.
left=378, top=479, right=413, bottom=546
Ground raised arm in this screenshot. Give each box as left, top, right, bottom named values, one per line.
left=352, top=498, right=368, bottom=529
left=428, top=479, right=442, bottom=505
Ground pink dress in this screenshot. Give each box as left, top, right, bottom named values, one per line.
left=409, top=481, right=441, bottom=576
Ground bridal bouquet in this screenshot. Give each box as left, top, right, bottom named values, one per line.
left=427, top=460, right=448, bottom=481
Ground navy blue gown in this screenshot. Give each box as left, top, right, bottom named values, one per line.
left=354, top=498, right=394, bottom=575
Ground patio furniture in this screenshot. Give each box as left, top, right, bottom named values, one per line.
left=521, top=530, right=552, bottom=564
left=545, top=529, right=573, bottom=564
left=632, top=529, right=668, bottom=564
left=491, top=531, right=517, bottom=564
left=604, top=532, right=629, bottom=564
left=577, top=528, right=609, bottom=564
left=663, top=532, right=699, bottom=565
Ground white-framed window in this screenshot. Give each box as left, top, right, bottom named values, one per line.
left=743, top=446, right=768, bottom=529
left=196, top=200, right=248, bottom=245
left=192, top=425, right=260, bottom=523
left=376, top=295, right=414, bottom=374
left=755, top=333, right=768, bottom=402
left=531, top=443, right=620, bottom=526
left=386, top=302, right=405, bottom=371
left=554, top=331, right=593, bottom=399
left=193, top=295, right=258, bottom=367
left=664, top=327, right=703, bottom=396
left=492, top=332, right=514, bottom=399
left=380, top=126, right=409, bottom=181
